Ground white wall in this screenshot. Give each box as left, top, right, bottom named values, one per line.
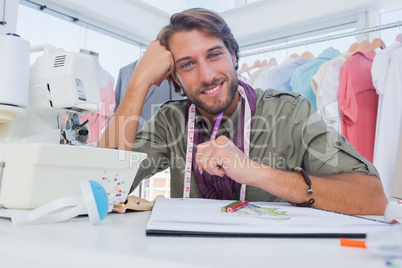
left=223, top=0, right=394, bottom=49
left=16, top=4, right=142, bottom=85
left=20, top=0, right=171, bottom=46
left=18, top=0, right=402, bottom=50
left=14, top=0, right=402, bottom=81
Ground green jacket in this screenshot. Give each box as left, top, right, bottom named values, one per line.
left=132, top=88, right=379, bottom=201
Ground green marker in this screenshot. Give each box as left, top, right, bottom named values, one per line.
left=221, top=200, right=242, bottom=212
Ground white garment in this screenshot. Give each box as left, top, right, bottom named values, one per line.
left=372, top=41, right=402, bottom=156
left=249, top=65, right=272, bottom=87
left=311, top=52, right=349, bottom=94
left=315, top=56, right=346, bottom=133
left=392, top=120, right=402, bottom=199
left=372, top=41, right=402, bottom=92
left=252, top=66, right=276, bottom=90
left=253, top=57, right=294, bottom=90
left=372, top=45, right=402, bottom=198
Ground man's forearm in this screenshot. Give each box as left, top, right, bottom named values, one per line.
left=99, top=41, right=175, bottom=151
left=195, top=136, right=387, bottom=215
left=98, top=80, right=148, bottom=150
left=248, top=162, right=387, bottom=215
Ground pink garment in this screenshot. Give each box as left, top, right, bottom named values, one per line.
left=98, top=75, right=116, bottom=117
left=338, top=51, right=378, bottom=163
left=63, top=75, right=115, bottom=146
left=81, top=75, right=115, bottom=145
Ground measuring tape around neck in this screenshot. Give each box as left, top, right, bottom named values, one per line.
left=183, top=85, right=251, bottom=201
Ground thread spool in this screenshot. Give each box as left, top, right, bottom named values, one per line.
left=0, top=33, right=30, bottom=122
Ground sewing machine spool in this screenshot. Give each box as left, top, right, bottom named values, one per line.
left=0, top=33, right=30, bottom=122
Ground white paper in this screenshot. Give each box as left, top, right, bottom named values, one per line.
left=147, top=198, right=393, bottom=237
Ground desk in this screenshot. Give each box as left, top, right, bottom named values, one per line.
left=0, top=211, right=394, bottom=268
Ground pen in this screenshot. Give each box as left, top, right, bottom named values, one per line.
left=221, top=200, right=242, bottom=212
left=340, top=238, right=366, bottom=248
left=200, top=112, right=224, bottom=174
left=227, top=201, right=249, bottom=212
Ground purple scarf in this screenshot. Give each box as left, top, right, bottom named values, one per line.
left=188, top=81, right=257, bottom=200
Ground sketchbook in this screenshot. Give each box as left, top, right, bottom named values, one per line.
left=146, top=198, right=393, bottom=238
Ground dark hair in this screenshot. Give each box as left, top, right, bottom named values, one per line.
left=157, top=8, right=240, bottom=95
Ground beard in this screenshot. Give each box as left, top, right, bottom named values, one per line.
left=187, top=75, right=239, bottom=116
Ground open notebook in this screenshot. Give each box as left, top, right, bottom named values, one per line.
left=146, top=198, right=393, bottom=238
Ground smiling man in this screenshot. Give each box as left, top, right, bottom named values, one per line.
left=99, top=8, right=387, bottom=215
left=169, top=30, right=240, bottom=122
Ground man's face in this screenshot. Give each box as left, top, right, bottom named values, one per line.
left=169, top=30, right=238, bottom=116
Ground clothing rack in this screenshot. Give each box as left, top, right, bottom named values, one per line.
left=240, top=20, right=402, bottom=57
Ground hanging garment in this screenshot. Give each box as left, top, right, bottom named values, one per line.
left=114, top=61, right=184, bottom=131
left=392, top=120, right=402, bottom=199
left=338, top=50, right=378, bottom=163
left=252, top=57, right=294, bottom=90
left=314, top=56, right=347, bottom=133
left=237, top=60, right=261, bottom=84
left=372, top=41, right=402, bottom=152
left=311, top=52, right=349, bottom=95
left=258, top=57, right=310, bottom=92
left=248, top=58, right=278, bottom=86
left=114, top=61, right=138, bottom=112
left=249, top=65, right=273, bottom=87
left=290, top=48, right=341, bottom=110
left=372, top=44, right=402, bottom=197
left=79, top=75, right=115, bottom=145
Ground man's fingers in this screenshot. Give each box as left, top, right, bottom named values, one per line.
left=196, top=142, right=213, bottom=173
left=196, top=148, right=207, bottom=173
left=196, top=150, right=227, bottom=177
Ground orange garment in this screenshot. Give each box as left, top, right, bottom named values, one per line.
left=338, top=51, right=378, bottom=162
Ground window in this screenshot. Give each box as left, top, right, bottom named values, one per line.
left=16, top=4, right=140, bottom=82
left=379, top=7, right=402, bottom=45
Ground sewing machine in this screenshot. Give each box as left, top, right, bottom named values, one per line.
left=0, top=45, right=145, bottom=210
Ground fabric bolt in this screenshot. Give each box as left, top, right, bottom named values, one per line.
left=338, top=50, right=378, bottom=163
left=252, top=57, right=294, bottom=90
left=372, top=45, right=402, bottom=197
left=316, top=56, right=347, bottom=133
left=131, top=87, right=379, bottom=201
left=114, top=61, right=184, bottom=131
left=262, top=57, right=310, bottom=92
left=290, top=49, right=341, bottom=110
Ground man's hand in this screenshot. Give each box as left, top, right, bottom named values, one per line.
left=98, top=40, right=175, bottom=150
left=131, top=40, right=175, bottom=89
left=195, top=136, right=253, bottom=183
left=195, top=135, right=387, bottom=215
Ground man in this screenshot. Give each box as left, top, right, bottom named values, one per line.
left=99, top=8, right=387, bottom=215
left=113, top=60, right=184, bottom=131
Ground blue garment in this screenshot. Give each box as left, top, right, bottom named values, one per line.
left=290, top=49, right=341, bottom=110
left=267, top=57, right=311, bottom=91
